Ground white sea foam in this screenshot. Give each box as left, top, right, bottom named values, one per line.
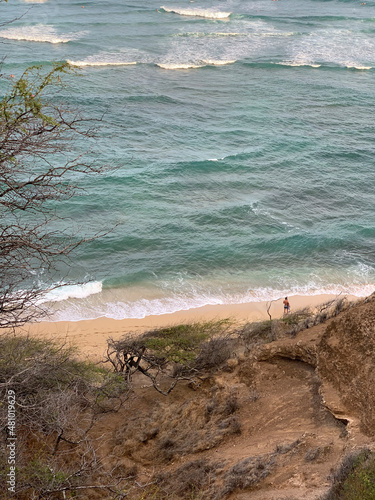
left=156, top=62, right=205, bottom=70
left=0, top=25, right=84, bottom=44
left=202, top=59, right=236, bottom=66
left=345, top=64, right=372, bottom=70
left=47, top=282, right=375, bottom=322
left=40, top=281, right=103, bottom=303
left=277, top=61, right=321, bottom=68
left=160, top=6, right=231, bottom=19
left=284, top=29, right=375, bottom=71
left=67, top=59, right=137, bottom=67
left=177, top=31, right=295, bottom=38
left=23, top=0, right=48, bottom=3
left=208, top=156, right=225, bottom=161
left=157, top=60, right=235, bottom=70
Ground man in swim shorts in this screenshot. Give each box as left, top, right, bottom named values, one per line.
left=283, top=297, right=290, bottom=314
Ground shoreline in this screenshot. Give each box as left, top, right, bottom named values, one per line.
left=23, top=293, right=359, bottom=359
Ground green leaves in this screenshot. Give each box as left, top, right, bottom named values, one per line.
left=144, top=323, right=211, bottom=364
left=0, top=63, right=74, bottom=129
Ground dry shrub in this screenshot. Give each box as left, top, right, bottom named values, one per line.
left=238, top=298, right=352, bottom=348
left=215, top=439, right=302, bottom=499
left=115, top=387, right=242, bottom=464
left=305, top=445, right=331, bottom=462
left=156, top=459, right=220, bottom=499
left=0, top=335, right=129, bottom=499
left=194, top=336, right=232, bottom=372
left=219, top=453, right=276, bottom=498
left=283, top=298, right=352, bottom=338
left=221, top=392, right=240, bottom=416
left=274, top=438, right=301, bottom=455
left=239, top=320, right=277, bottom=349
left=217, top=415, right=242, bottom=435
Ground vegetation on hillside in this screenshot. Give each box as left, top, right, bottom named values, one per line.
left=105, top=320, right=234, bottom=395
left=322, top=449, right=375, bottom=500
left=0, top=336, right=129, bottom=499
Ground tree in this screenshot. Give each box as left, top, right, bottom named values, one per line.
left=105, top=321, right=233, bottom=395
left=0, top=62, right=106, bottom=329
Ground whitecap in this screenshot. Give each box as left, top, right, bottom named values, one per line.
left=0, top=25, right=84, bottom=44
left=67, top=59, right=137, bottom=67
left=277, top=61, right=321, bottom=68
left=160, top=6, right=231, bottom=19
left=39, top=281, right=103, bottom=304
left=156, top=62, right=205, bottom=70
left=284, top=29, right=375, bottom=71
left=156, top=59, right=235, bottom=70
left=202, top=59, right=236, bottom=66
left=345, top=64, right=372, bottom=70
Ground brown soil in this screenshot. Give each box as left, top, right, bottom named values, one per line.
left=71, top=295, right=375, bottom=498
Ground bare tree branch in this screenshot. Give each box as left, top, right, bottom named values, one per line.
left=0, top=63, right=114, bottom=329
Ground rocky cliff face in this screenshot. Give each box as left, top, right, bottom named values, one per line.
left=318, top=295, right=375, bottom=437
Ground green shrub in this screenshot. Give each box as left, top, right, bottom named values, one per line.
left=106, top=320, right=234, bottom=395
left=323, top=449, right=375, bottom=500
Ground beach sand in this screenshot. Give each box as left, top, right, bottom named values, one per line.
left=21, top=294, right=358, bottom=360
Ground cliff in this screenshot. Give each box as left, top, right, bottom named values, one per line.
left=89, top=294, right=375, bottom=499
left=3, top=294, right=375, bottom=499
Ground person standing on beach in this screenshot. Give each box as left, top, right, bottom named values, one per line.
left=283, top=297, right=290, bottom=314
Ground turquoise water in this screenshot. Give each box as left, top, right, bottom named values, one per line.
left=2, top=0, right=375, bottom=320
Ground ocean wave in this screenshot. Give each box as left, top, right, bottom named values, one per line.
left=202, top=59, right=236, bottom=66
left=40, top=281, right=103, bottom=304
left=48, top=282, right=375, bottom=322
left=0, top=25, right=84, bottom=44
left=175, top=32, right=295, bottom=37
left=156, top=60, right=236, bottom=70
left=283, top=28, right=375, bottom=72
left=160, top=6, right=231, bottom=19
left=67, top=59, right=137, bottom=67
left=345, top=64, right=372, bottom=70
left=156, top=63, right=205, bottom=70
left=277, top=61, right=321, bottom=68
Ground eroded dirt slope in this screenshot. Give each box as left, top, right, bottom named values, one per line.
left=90, top=295, right=375, bottom=499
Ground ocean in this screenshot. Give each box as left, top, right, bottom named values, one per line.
left=1, top=0, right=375, bottom=321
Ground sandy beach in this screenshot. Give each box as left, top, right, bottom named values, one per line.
left=22, top=294, right=358, bottom=359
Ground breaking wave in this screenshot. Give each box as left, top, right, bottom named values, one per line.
left=160, top=6, right=231, bottom=19
left=278, top=61, right=321, bottom=68
left=67, top=59, right=137, bottom=67
left=40, top=281, right=103, bottom=304
left=156, top=60, right=236, bottom=70
left=0, top=25, right=84, bottom=44
left=156, top=62, right=205, bottom=70
left=48, top=282, right=375, bottom=322
left=202, top=59, right=236, bottom=66
left=345, top=64, right=372, bottom=70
